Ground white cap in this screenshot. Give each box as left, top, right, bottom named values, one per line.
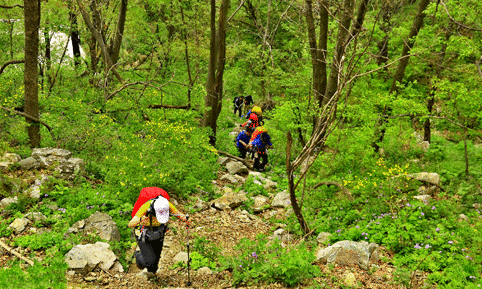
left=153, top=197, right=170, bottom=224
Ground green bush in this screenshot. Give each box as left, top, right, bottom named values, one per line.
left=221, top=236, right=320, bottom=287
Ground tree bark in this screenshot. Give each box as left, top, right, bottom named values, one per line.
left=203, top=0, right=230, bottom=146
left=109, top=0, right=127, bottom=64
left=24, top=0, right=41, bottom=148
left=75, top=0, right=124, bottom=83
left=389, top=0, right=431, bottom=93
left=305, top=0, right=328, bottom=107
left=373, top=0, right=431, bottom=152
left=69, top=9, right=82, bottom=67
left=324, top=0, right=354, bottom=101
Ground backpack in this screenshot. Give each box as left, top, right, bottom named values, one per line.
left=131, top=187, right=170, bottom=218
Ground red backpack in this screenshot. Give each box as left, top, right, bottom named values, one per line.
left=131, top=187, right=170, bottom=217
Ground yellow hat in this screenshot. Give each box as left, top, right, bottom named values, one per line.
left=252, top=106, right=262, bottom=115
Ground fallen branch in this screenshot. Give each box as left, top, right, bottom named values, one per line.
left=0, top=59, right=24, bottom=75
left=217, top=150, right=254, bottom=170
left=313, top=181, right=353, bottom=200
left=0, top=4, right=24, bottom=8
left=148, top=104, right=190, bottom=110
left=0, top=107, right=54, bottom=137
left=0, top=240, right=34, bottom=266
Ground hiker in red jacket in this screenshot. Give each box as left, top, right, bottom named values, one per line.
left=128, top=187, right=187, bottom=278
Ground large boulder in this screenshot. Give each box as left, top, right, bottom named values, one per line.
left=65, top=211, right=121, bottom=242
left=64, top=242, right=123, bottom=273
left=316, top=240, right=379, bottom=270
left=211, top=188, right=248, bottom=210
left=271, top=191, right=291, bottom=208
left=9, top=217, right=30, bottom=234
left=18, top=148, right=84, bottom=180
left=0, top=153, right=21, bottom=171
left=226, top=161, right=249, bottom=175
left=408, top=172, right=440, bottom=186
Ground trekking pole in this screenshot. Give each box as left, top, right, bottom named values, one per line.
left=186, top=214, right=192, bottom=287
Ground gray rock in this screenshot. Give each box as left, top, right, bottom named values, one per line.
left=197, top=267, right=213, bottom=275
left=316, top=232, right=333, bottom=245
left=220, top=174, right=240, bottom=184
left=226, top=161, right=249, bottom=175
left=263, top=180, right=277, bottom=190
left=271, top=191, right=291, bottom=208
left=28, top=185, right=41, bottom=199
left=408, top=172, right=440, bottom=186
left=24, top=212, right=47, bottom=222
left=84, top=212, right=121, bottom=242
left=459, top=214, right=468, bottom=221
left=253, top=195, right=270, bottom=212
left=65, top=212, right=120, bottom=242
left=0, top=196, right=18, bottom=209
left=0, top=153, right=21, bottom=171
left=173, top=252, right=189, bottom=263
left=19, top=157, right=40, bottom=170
left=316, top=240, right=379, bottom=270
left=413, top=195, right=432, bottom=204
left=217, top=157, right=230, bottom=166
left=55, top=158, right=84, bottom=180
left=344, top=272, right=357, bottom=286
left=64, top=242, right=122, bottom=273
left=9, top=218, right=30, bottom=234
left=211, top=191, right=248, bottom=210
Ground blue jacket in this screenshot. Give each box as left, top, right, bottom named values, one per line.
left=236, top=131, right=251, bottom=148
left=252, top=133, right=272, bottom=151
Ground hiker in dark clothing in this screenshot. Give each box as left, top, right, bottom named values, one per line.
left=233, top=96, right=245, bottom=117
left=236, top=127, right=254, bottom=159
left=244, top=95, right=254, bottom=115
left=128, top=187, right=187, bottom=277
left=250, top=131, right=273, bottom=172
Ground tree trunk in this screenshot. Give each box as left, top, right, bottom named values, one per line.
left=286, top=131, right=310, bottom=235
left=373, top=0, right=430, bottom=152
left=203, top=0, right=230, bottom=146
left=69, top=10, right=82, bottom=67
left=305, top=0, right=328, bottom=107
left=109, top=0, right=127, bottom=64
left=24, top=0, right=41, bottom=147
left=324, top=0, right=354, bottom=101
left=389, top=0, right=431, bottom=93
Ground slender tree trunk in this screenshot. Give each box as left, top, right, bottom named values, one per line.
left=324, top=0, right=354, bottom=101
left=305, top=0, right=328, bottom=107
left=69, top=10, right=82, bottom=67
left=286, top=131, right=310, bottom=235
left=389, top=0, right=431, bottom=93
left=203, top=0, right=230, bottom=146
left=373, top=0, right=431, bottom=152
left=109, top=0, right=127, bottom=64
left=24, top=0, right=41, bottom=147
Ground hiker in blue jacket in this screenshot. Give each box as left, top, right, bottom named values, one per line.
left=236, top=127, right=254, bottom=159
left=250, top=131, right=273, bottom=172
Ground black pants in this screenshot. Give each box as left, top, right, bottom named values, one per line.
left=253, top=150, right=268, bottom=170
left=135, top=225, right=167, bottom=273
left=237, top=145, right=248, bottom=159
left=234, top=105, right=243, bottom=117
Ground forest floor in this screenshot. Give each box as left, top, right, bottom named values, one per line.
left=0, top=167, right=434, bottom=289
left=61, top=183, right=432, bottom=289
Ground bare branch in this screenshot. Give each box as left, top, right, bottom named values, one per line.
left=0, top=4, right=24, bottom=9
left=227, top=0, right=246, bottom=23
left=0, top=240, right=34, bottom=266
left=0, top=59, right=24, bottom=75
left=440, top=0, right=482, bottom=32
left=0, top=107, right=54, bottom=137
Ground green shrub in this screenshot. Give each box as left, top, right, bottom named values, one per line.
left=221, top=236, right=320, bottom=287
